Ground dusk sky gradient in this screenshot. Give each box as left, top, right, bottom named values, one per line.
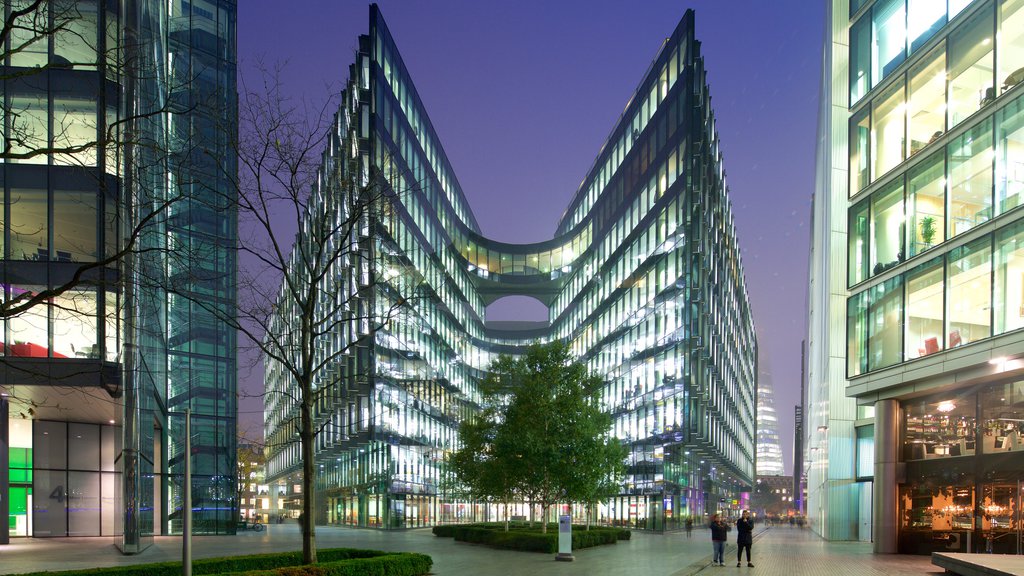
left=237, top=1, right=825, bottom=475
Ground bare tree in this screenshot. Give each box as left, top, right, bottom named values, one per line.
left=167, top=63, right=423, bottom=564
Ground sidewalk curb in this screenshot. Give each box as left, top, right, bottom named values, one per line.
left=669, top=527, right=772, bottom=576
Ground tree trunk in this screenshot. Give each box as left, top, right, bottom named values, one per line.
left=586, top=502, right=592, bottom=531
left=529, top=503, right=534, bottom=528
left=541, top=503, right=549, bottom=533
left=300, top=395, right=317, bottom=564
left=504, top=501, right=510, bottom=532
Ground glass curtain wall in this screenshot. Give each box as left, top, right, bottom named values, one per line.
left=265, top=7, right=756, bottom=532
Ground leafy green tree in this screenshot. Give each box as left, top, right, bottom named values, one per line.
left=448, top=341, right=625, bottom=534
left=446, top=385, right=519, bottom=531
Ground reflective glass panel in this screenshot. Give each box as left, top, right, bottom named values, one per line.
left=870, top=178, right=905, bottom=275
left=948, top=7, right=995, bottom=126
left=980, top=381, right=1024, bottom=453
left=996, top=94, right=1024, bottom=214
left=53, top=0, right=98, bottom=70
left=907, top=152, right=946, bottom=257
left=947, top=238, right=992, bottom=346
left=903, top=394, right=977, bottom=460
left=994, top=220, right=1024, bottom=334
left=53, top=190, right=98, bottom=261
left=51, top=288, right=99, bottom=359
left=7, top=284, right=49, bottom=358
left=868, top=276, right=904, bottom=371
left=851, top=198, right=870, bottom=286
left=873, top=0, right=908, bottom=86
left=8, top=94, right=47, bottom=164
left=851, top=15, right=872, bottom=104
left=906, top=257, right=945, bottom=359
left=948, top=118, right=993, bottom=237
left=872, top=80, right=907, bottom=178
left=851, top=108, right=872, bottom=195
left=9, top=185, right=48, bottom=260
left=999, top=0, right=1024, bottom=95
left=908, top=0, right=947, bottom=52
left=908, top=47, right=946, bottom=156
left=9, top=0, right=48, bottom=67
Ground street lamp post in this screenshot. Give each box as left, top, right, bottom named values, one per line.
left=184, top=408, right=192, bottom=576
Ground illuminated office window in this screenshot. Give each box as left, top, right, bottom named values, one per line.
left=872, top=80, right=906, bottom=179
left=872, top=0, right=908, bottom=87
left=905, top=257, right=944, bottom=359
left=947, top=238, right=992, bottom=347
left=948, top=7, right=994, bottom=127
left=907, top=152, right=945, bottom=257
left=907, top=47, right=946, bottom=156
left=948, top=118, right=993, bottom=238
left=994, top=220, right=1024, bottom=334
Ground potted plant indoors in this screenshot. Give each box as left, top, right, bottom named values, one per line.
left=920, top=216, right=936, bottom=249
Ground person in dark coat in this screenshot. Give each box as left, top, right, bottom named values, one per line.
left=735, top=509, right=754, bottom=567
left=709, top=513, right=728, bottom=566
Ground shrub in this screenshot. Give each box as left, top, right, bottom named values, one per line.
left=225, top=553, right=433, bottom=576
left=432, top=522, right=625, bottom=553
left=7, top=549, right=432, bottom=576
left=431, top=525, right=456, bottom=538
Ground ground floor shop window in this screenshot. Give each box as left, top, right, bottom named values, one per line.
left=899, top=482, right=974, bottom=553
left=899, top=379, right=1024, bottom=553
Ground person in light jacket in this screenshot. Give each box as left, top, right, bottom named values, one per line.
left=709, top=514, right=728, bottom=566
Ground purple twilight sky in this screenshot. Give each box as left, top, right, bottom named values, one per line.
left=237, top=0, right=825, bottom=475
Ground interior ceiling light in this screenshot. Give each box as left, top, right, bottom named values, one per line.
left=937, top=401, right=956, bottom=413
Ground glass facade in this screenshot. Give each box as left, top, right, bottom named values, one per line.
left=813, top=0, right=1024, bottom=554
left=264, top=7, right=757, bottom=531
left=1, top=0, right=237, bottom=548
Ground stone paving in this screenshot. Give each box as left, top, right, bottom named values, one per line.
left=0, top=524, right=943, bottom=576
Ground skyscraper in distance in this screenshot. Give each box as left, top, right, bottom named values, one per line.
left=756, top=356, right=785, bottom=476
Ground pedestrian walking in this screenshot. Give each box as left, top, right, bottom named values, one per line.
left=735, top=510, right=754, bottom=567
left=709, top=513, right=728, bottom=566
left=685, top=516, right=693, bottom=538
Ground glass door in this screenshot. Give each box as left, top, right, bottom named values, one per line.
left=980, top=482, right=1022, bottom=554
left=8, top=486, right=31, bottom=536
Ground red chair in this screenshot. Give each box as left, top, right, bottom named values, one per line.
left=948, top=331, right=962, bottom=348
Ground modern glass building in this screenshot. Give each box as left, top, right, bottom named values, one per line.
left=756, top=359, right=785, bottom=477
left=0, top=0, right=237, bottom=552
left=810, top=0, right=1024, bottom=554
left=264, top=5, right=756, bottom=531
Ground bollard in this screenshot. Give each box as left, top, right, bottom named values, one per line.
left=556, top=514, right=575, bottom=561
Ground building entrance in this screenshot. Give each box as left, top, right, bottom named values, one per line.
left=980, top=481, right=1024, bottom=554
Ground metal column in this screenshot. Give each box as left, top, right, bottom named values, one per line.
left=1, top=396, right=9, bottom=545
left=873, top=399, right=899, bottom=553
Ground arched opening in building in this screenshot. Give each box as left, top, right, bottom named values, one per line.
left=485, top=295, right=549, bottom=326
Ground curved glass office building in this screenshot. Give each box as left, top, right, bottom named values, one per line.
left=810, top=0, right=1024, bottom=554
left=265, top=5, right=756, bottom=531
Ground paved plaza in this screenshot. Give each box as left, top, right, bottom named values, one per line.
left=0, top=525, right=941, bottom=576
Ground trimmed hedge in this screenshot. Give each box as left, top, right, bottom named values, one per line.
left=431, top=522, right=629, bottom=553
left=223, top=554, right=433, bottom=576
left=8, top=548, right=432, bottom=576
